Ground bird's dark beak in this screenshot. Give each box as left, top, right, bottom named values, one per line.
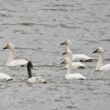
left=61, top=61, right=65, bottom=64
left=3, top=46, right=8, bottom=49
left=60, top=40, right=67, bottom=45
left=60, top=42, right=65, bottom=45
left=93, top=49, right=97, bottom=53
left=62, top=52, right=67, bottom=55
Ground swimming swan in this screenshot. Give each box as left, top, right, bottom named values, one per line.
left=0, top=73, right=13, bottom=81
left=60, top=40, right=93, bottom=62
left=27, top=61, right=47, bottom=83
left=64, top=59, right=86, bottom=80
left=93, top=47, right=110, bottom=71
left=62, top=52, right=86, bottom=69
left=3, top=42, right=28, bottom=66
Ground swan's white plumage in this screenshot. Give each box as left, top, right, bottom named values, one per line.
left=3, top=42, right=28, bottom=66
left=27, top=62, right=47, bottom=83
left=0, top=73, right=12, bottom=80
left=62, top=54, right=86, bottom=80
left=93, top=47, right=110, bottom=71
left=71, top=62, right=86, bottom=68
left=98, top=64, right=110, bottom=71
left=72, top=54, right=92, bottom=61
left=61, top=40, right=93, bottom=62
left=65, top=73, right=86, bottom=80
left=63, top=53, right=86, bottom=69
left=7, top=59, right=28, bottom=66
left=27, top=76, right=46, bottom=83
left=64, top=59, right=86, bottom=69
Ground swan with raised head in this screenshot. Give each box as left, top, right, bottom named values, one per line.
left=93, top=47, right=110, bottom=71
left=62, top=52, right=86, bottom=69
left=27, top=61, right=47, bottom=83
left=3, top=42, right=28, bottom=66
left=60, top=40, right=93, bottom=62
left=64, top=58, right=86, bottom=80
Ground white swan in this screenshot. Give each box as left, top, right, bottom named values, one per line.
left=60, top=40, right=93, bottom=62
left=3, top=42, right=28, bottom=66
left=0, top=73, right=13, bottom=81
left=93, top=47, right=110, bottom=71
left=62, top=52, right=86, bottom=69
left=27, top=61, right=47, bottom=83
left=64, top=58, right=86, bottom=80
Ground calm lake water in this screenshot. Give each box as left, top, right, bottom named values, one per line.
left=0, top=0, right=110, bottom=110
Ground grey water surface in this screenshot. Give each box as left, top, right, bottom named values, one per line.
left=0, top=0, right=110, bottom=110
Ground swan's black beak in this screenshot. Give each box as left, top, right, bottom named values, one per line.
left=60, top=42, right=65, bottom=45
left=62, top=52, right=67, bottom=55
left=3, top=46, right=8, bottom=49
left=61, top=61, right=65, bottom=64
left=93, top=49, right=98, bottom=53
left=60, top=41, right=67, bottom=45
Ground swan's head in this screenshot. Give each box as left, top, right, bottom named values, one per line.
left=93, top=47, right=104, bottom=54
left=3, top=42, right=15, bottom=50
left=60, top=39, right=72, bottom=45
left=27, top=61, right=33, bottom=69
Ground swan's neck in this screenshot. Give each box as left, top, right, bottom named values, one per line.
left=65, top=46, right=73, bottom=60
left=96, top=53, right=104, bottom=70
left=66, top=63, right=72, bottom=74
left=27, top=65, right=32, bottom=78
left=65, top=45, right=70, bottom=49
left=7, top=49, right=15, bottom=64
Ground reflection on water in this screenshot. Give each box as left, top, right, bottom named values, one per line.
left=0, top=0, right=110, bottom=110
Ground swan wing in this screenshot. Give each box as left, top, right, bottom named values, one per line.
left=72, top=62, right=86, bottom=68
left=0, top=73, right=12, bottom=80
left=27, top=76, right=47, bottom=83
left=65, top=73, right=86, bottom=80
left=100, top=64, right=110, bottom=71
left=8, top=59, right=28, bottom=66
left=72, top=54, right=92, bottom=61
left=65, top=62, right=86, bottom=69
left=36, top=76, right=47, bottom=83
left=27, top=77, right=37, bottom=83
